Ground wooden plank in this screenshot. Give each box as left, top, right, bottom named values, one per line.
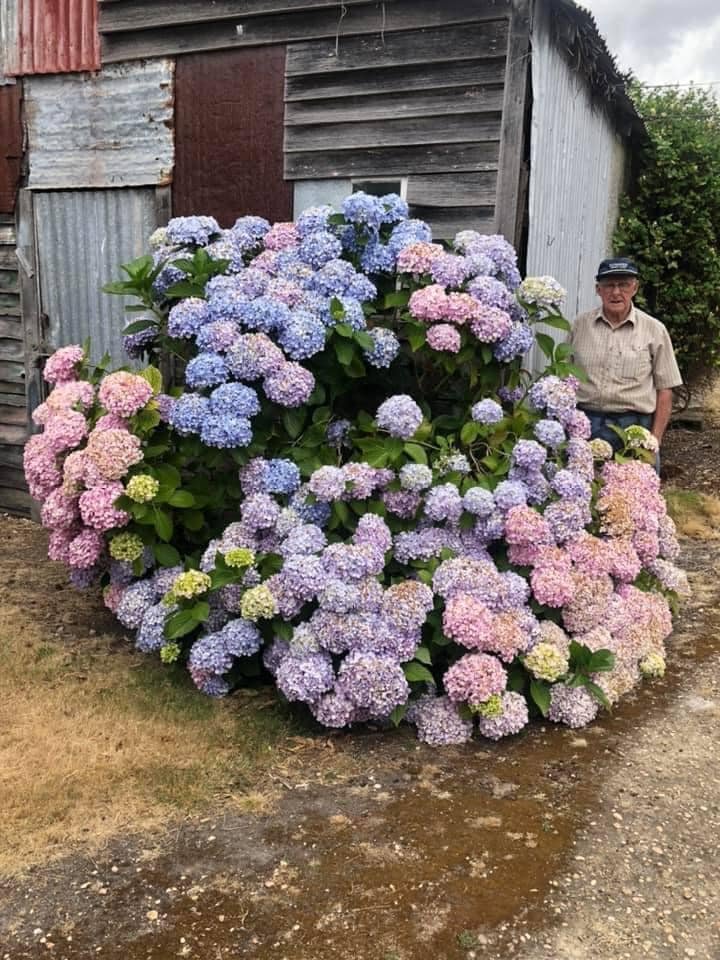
left=0, top=380, right=25, bottom=396
left=0, top=486, right=32, bottom=514
left=0, top=268, right=19, bottom=293
left=285, top=18, right=509, bottom=76
left=101, top=0, right=374, bottom=32
left=285, top=58, right=506, bottom=101
left=0, top=360, right=24, bottom=383
left=285, top=85, right=505, bottom=124
left=0, top=248, right=18, bottom=269
left=0, top=337, right=23, bottom=360
left=0, top=404, right=26, bottom=426
left=407, top=171, right=498, bottom=207
left=0, top=465, right=27, bottom=490
left=0, top=443, right=24, bottom=468
left=285, top=113, right=501, bottom=152
left=0, top=294, right=20, bottom=315
left=0, top=392, right=26, bottom=406
left=0, top=318, right=22, bottom=340
left=102, top=1, right=510, bottom=63
left=494, top=0, right=530, bottom=245
left=412, top=206, right=495, bottom=239
left=0, top=422, right=26, bottom=444
left=17, top=190, right=41, bottom=425
left=285, top=140, right=500, bottom=179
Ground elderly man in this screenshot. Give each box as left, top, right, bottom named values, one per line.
left=570, top=257, right=682, bottom=454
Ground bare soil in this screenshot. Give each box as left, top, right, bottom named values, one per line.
left=1, top=512, right=719, bottom=959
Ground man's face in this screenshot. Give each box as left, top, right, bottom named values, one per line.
left=596, top=276, right=638, bottom=316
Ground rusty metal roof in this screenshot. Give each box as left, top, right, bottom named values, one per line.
left=1, top=0, right=100, bottom=76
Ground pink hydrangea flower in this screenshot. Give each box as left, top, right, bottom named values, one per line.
left=444, top=292, right=480, bottom=326
left=98, top=371, right=154, bottom=418
left=469, top=305, right=513, bottom=342
left=408, top=284, right=449, bottom=322
left=43, top=345, right=84, bottom=384
left=40, top=487, right=80, bottom=530
left=444, top=652, right=507, bottom=706
left=94, top=412, right=130, bottom=432
left=396, top=241, right=444, bottom=275
left=66, top=527, right=105, bottom=569
left=23, top=435, right=62, bottom=500
left=42, top=410, right=88, bottom=454
left=426, top=324, right=461, bottom=353
left=264, top=222, right=300, bottom=251
left=442, top=593, right=495, bottom=649
left=79, top=480, right=130, bottom=531
left=85, top=427, right=143, bottom=480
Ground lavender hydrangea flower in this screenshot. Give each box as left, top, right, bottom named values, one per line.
left=471, top=399, right=504, bottom=424
left=185, top=352, right=229, bottom=389
left=376, top=395, right=423, bottom=439
left=276, top=650, right=335, bottom=702
left=407, top=694, right=474, bottom=746
left=547, top=684, right=599, bottom=728
left=166, top=215, right=220, bottom=246
left=476, top=691, right=529, bottom=740
left=337, top=652, right=410, bottom=716
left=363, top=327, right=400, bottom=368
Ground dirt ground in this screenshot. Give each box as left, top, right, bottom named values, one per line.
left=1, top=425, right=719, bottom=960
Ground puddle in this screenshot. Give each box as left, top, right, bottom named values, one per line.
left=2, top=540, right=719, bottom=960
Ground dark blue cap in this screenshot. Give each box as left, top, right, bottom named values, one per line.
left=596, top=257, right=639, bottom=280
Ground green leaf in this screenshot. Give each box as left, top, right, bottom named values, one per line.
left=282, top=408, right=306, bottom=439
left=139, top=365, right=163, bottom=394
left=190, top=600, right=210, bottom=622
left=334, top=322, right=353, bottom=338
left=414, top=645, right=432, bottom=665
left=554, top=341, right=573, bottom=361
left=587, top=649, right=616, bottom=673
left=168, top=490, right=195, bottom=508
left=384, top=290, right=410, bottom=309
left=154, top=464, right=181, bottom=492
left=584, top=680, right=611, bottom=710
left=407, top=325, right=426, bottom=352
left=103, top=280, right=136, bottom=295
left=390, top=703, right=409, bottom=727
left=354, top=329, right=375, bottom=351
left=460, top=421, right=480, bottom=445
left=403, top=442, right=428, bottom=465
left=403, top=661, right=435, bottom=684
left=530, top=679, right=551, bottom=717
left=536, top=332, right=556, bottom=360
left=164, top=609, right=199, bottom=641
left=153, top=543, right=181, bottom=567
left=135, top=407, right=161, bottom=432
left=123, top=319, right=157, bottom=336
left=334, top=338, right=355, bottom=366
left=154, top=509, right=173, bottom=542
left=182, top=510, right=205, bottom=531
left=539, top=314, right=572, bottom=332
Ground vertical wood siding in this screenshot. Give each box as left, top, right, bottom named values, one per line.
left=0, top=82, right=21, bottom=214
left=173, top=45, right=292, bottom=226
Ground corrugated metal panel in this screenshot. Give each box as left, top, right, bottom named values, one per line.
left=174, top=46, right=291, bottom=225
left=6, top=0, right=100, bottom=75
left=25, top=60, right=174, bottom=189
left=525, top=5, right=627, bottom=372
left=0, top=0, right=19, bottom=80
left=0, top=82, right=21, bottom=211
left=33, top=189, right=162, bottom=365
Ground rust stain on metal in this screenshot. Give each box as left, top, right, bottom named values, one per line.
left=173, top=45, right=293, bottom=226
left=0, top=83, right=21, bottom=213
left=11, top=0, right=100, bottom=75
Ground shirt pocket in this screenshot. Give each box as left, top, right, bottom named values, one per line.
left=619, top=344, right=652, bottom=380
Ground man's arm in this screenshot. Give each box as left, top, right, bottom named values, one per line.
left=651, top=388, right=673, bottom=444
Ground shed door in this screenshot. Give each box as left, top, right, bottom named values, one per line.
left=173, top=46, right=293, bottom=227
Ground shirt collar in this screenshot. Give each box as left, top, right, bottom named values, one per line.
left=595, top=304, right=636, bottom=328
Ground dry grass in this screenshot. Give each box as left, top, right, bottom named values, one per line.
left=664, top=486, right=720, bottom=539
left=0, top=601, right=304, bottom=875
left=700, top=375, right=720, bottom=427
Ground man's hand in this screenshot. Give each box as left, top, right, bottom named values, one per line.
left=651, top=388, right=674, bottom=445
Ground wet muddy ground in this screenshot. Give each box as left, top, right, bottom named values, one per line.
left=1, top=523, right=719, bottom=960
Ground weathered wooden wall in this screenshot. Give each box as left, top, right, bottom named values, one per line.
left=0, top=83, right=22, bottom=215
left=0, top=220, right=29, bottom=514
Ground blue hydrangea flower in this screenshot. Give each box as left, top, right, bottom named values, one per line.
left=298, top=230, right=343, bottom=269
left=167, top=297, right=211, bottom=338
left=341, top=192, right=385, bottom=230
left=376, top=394, right=423, bottom=439
left=237, top=296, right=292, bottom=333
left=363, top=327, right=400, bottom=368
left=295, top=205, right=334, bottom=238
left=278, top=309, right=327, bottom=359
left=326, top=419, right=351, bottom=448
left=335, top=296, right=366, bottom=331
left=185, top=352, right=229, bottom=389
left=388, top=218, right=433, bottom=254
left=493, top=322, right=535, bottom=361
left=136, top=602, right=170, bottom=653
left=209, top=382, right=261, bottom=418
left=200, top=414, right=252, bottom=448
left=219, top=618, right=262, bottom=657
left=360, top=241, right=396, bottom=274
left=168, top=393, right=211, bottom=435
left=379, top=193, right=409, bottom=223
left=310, top=259, right=359, bottom=297
left=471, top=398, right=504, bottom=424
left=166, top=215, right=220, bottom=246
left=264, top=458, right=301, bottom=495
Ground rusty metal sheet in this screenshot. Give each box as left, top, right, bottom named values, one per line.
left=173, top=45, right=292, bottom=225
left=25, top=59, right=175, bottom=189
left=0, top=0, right=19, bottom=80
left=3, top=0, right=100, bottom=76
left=0, top=83, right=21, bottom=212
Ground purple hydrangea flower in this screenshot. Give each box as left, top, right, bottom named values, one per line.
left=376, top=395, right=423, bottom=439
left=407, top=694, right=474, bottom=746
left=276, top=650, right=335, bottom=702
left=471, top=399, right=504, bottom=424
left=337, top=652, right=410, bottom=716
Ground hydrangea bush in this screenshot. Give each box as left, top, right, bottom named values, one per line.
left=24, top=193, right=689, bottom=746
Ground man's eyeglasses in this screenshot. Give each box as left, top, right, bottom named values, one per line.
left=598, top=279, right=636, bottom=291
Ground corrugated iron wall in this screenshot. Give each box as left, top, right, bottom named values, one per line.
left=174, top=46, right=291, bottom=226
left=24, top=59, right=174, bottom=189
left=0, top=219, right=29, bottom=514
left=525, top=3, right=627, bottom=370
left=32, top=189, right=167, bottom=365
left=3, top=0, right=99, bottom=76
